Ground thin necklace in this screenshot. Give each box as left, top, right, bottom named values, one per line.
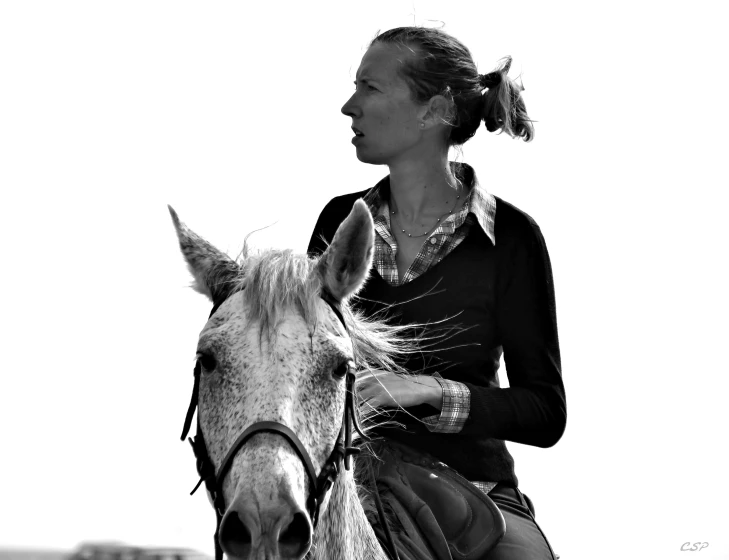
left=390, top=180, right=463, bottom=238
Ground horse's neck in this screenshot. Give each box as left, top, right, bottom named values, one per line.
left=313, top=468, right=389, bottom=560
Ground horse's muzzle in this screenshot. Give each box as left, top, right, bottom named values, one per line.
left=219, top=489, right=313, bottom=560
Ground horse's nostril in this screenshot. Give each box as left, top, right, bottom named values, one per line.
left=219, top=511, right=253, bottom=557
left=279, top=511, right=312, bottom=556
left=219, top=505, right=311, bottom=559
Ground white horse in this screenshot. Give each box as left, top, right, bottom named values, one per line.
left=170, top=200, right=416, bottom=560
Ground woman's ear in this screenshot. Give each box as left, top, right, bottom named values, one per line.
left=421, top=95, right=454, bottom=128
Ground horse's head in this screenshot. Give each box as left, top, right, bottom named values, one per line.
left=170, top=201, right=374, bottom=559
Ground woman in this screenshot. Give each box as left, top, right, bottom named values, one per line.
left=308, top=27, right=565, bottom=560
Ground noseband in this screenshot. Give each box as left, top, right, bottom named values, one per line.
left=179, top=289, right=397, bottom=560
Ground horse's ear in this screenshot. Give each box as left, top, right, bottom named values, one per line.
left=316, top=199, right=374, bottom=302
left=168, top=205, right=241, bottom=303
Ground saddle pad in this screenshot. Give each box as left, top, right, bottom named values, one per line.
left=373, top=441, right=506, bottom=560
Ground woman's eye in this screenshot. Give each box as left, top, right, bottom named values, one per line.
left=353, top=81, right=377, bottom=92
left=198, top=352, right=217, bottom=372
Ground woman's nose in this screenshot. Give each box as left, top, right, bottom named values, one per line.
left=341, top=93, right=359, bottom=118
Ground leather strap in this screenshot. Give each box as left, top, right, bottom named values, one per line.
left=216, top=421, right=319, bottom=497
left=215, top=420, right=323, bottom=520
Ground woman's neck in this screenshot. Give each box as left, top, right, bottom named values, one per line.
left=387, top=153, right=461, bottom=223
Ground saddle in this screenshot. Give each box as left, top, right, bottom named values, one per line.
left=367, top=441, right=506, bottom=560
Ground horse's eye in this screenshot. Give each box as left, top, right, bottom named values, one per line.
left=333, top=361, right=350, bottom=379
left=198, top=352, right=217, bottom=372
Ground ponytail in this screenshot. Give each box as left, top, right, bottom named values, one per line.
left=480, top=57, right=534, bottom=142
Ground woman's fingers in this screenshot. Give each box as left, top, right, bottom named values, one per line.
left=357, top=369, right=388, bottom=384
left=356, top=370, right=386, bottom=396
left=357, top=371, right=396, bottom=408
left=356, top=371, right=431, bottom=409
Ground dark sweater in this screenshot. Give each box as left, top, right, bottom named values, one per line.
left=307, top=189, right=566, bottom=486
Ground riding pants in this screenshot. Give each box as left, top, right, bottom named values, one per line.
left=485, top=483, right=558, bottom=560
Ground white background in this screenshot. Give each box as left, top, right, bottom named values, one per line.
left=1, top=1, right=727, bottom=559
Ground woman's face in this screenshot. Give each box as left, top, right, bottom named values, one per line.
left=341, top=43, right=426, bottom=165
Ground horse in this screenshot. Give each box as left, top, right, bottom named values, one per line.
left=170, top=200, right=416, bottom=560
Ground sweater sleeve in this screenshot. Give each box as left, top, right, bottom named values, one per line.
left=460, top=219, right=566, bottom=448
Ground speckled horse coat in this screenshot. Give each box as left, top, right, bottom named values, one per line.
left=170, top=200, right=399, bottom=560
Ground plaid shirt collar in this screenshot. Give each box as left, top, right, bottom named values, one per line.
left=363, top=162, right=496, bottom=245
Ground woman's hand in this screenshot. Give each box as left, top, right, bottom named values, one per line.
left=357, top=370, right=442, bottom=411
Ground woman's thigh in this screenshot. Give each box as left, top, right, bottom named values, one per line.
left=485, top=484, right=558, bottom=560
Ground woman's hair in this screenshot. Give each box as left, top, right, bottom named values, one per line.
left=371, top=27, right=534, bottom=144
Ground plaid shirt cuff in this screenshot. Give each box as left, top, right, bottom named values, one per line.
left=471, top=481, right=498, bottom=495
left=421, top=376, right=471, bottom=434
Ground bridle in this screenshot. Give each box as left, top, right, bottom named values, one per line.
left=179, top=289, right=399, bottom=560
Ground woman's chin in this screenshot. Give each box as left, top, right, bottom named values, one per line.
left=354, top=147, right=387, bottom=166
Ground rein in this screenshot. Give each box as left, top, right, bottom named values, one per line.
left=180, top=290, right=400, bottom=560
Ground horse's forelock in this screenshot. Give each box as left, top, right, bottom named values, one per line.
left=237, top=249, right=322, bottom=340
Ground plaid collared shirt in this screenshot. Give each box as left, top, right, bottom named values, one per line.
left=362, top=166, right=496, bottom=436
left=364, top=170, right=496, bottom=286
